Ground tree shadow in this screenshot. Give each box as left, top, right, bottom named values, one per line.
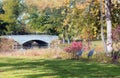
left=0, top=57, right=120, bottom=78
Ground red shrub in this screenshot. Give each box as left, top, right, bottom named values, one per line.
left=64, top=41, right=82, bottom=53
left=64, top=41, right=82, bottom=59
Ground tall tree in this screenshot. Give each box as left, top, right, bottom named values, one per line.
left=0, top=1, right=5, bottom=14
left=111, top=0, right=120, bottom=26
left=27, top=6, right=64, bottom=35
left=105, top=0, right=113, bottom=53
left=0, top=1, right=7, bottom=35
left=100, top=0, right=107, bottom=53
left=0, top=0, right=25, bottom=34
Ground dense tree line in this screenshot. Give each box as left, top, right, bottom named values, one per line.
left=0, top=0, right=119, bottom=48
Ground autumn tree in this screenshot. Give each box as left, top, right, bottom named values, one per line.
left=105, top=0, right=113, bottom=53
left=0, top=0, right=27, bottom=35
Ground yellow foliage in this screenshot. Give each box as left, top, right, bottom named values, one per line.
left=64, top=0, right=70, bottom=4
left=63, top=18, right=69, bottom=26
left=76, top=0, right=91, bottom=9
left=25, top=0, right=65, bottom=10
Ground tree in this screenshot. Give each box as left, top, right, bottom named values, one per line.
left=111, top=0, right=120, bottom=26
left=0, top=1, right=7, bottom=35
left=100, top=0, right=107, bottom=53
left=0, top=1, right=5, bottom=14
left=25, top=0, right=65, bottom=10
left=105, top=0, right=113, bottom=53
left=0, top=0, right=26, bottom=35
left=27, top=6, right=64, bottom=35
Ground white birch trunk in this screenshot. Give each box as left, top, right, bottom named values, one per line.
left=105, top=0, right=113, bottom=53
left=63, top=38, right=65, bottom=44
left=106, top=20, right=113, bottom=52
left=100, top=0, right=107, bottom=53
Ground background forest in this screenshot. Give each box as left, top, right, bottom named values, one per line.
left=0, top=0, right=120, bottom=42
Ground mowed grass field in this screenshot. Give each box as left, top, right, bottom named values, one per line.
left=0, top=40, right=119, bottom=78
left=0, top=56, right=120, bottom=78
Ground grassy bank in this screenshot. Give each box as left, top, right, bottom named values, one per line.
left=0, top=56, right=120, bottom=78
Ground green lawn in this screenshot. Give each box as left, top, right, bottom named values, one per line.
left=0, top=56, right=120, bottom=78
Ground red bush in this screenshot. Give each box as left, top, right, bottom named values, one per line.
left=64, top=41, right=82, bottom=59
left=64, top=41, right=82, bottom=53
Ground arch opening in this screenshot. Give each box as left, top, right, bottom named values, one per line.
left=22, top=40, right=48, bottom=49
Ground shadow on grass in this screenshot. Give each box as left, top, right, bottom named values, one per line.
left=0, top=57, right=120, bottom=78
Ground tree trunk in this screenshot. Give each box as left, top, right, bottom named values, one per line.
left=67, top=33, right=70, bottom=44
left=105, top=0, right=113, bottom=53
left=63, top=37, right=65, bottom=44
left=100, top=0, right=107, bottom=53
left=63, top=34, right=65, bottom=44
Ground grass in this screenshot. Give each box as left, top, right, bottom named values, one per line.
left=0, top=40, right=119, bottom=78
left=0, top=56, right=120, bottom=78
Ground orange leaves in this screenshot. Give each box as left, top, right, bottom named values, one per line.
left=25, top=0, right=65, bottom=10
left=76, top=0, right=91, bottom=9
left=76, top=4, right=87, bottom=9
left=64, top=0, right=70, bottom=4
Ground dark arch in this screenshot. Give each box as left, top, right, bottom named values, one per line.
left=22, top=40, right=48, bottom=49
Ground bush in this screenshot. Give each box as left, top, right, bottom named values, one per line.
left=0, top=48, right=70, bottom=59
left=93, top=52, right=112, bottom=63
left=50, top=39, right=62, bottom=48
left=64, top=41, right=82, bottom=59
left=0, top=38, right=17, bottom=52
left=111, top=24, right=120, bottom=63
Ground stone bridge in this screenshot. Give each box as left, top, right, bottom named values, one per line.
left=1, top=35, right=58, bottom=48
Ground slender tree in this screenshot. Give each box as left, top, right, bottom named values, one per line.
left=105, top=0, right=113, bottom=53
left=100, top=0, right=107, bottom=53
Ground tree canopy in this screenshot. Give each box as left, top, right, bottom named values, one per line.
left=0, top=0, right=119, bottom=43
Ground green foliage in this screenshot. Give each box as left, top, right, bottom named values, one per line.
left=0, top=0, right=119, bottom=39
left=111, top=1, right=120, bottom=26
left=0, top=0, right=27, bottom=35
left=28, top=7, right=64, bottom=35
left=61, top=0, right=102, bottom=41
left=0, top=20, right=8, bottom=35
left=0, top=1, right=5, bottom=14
